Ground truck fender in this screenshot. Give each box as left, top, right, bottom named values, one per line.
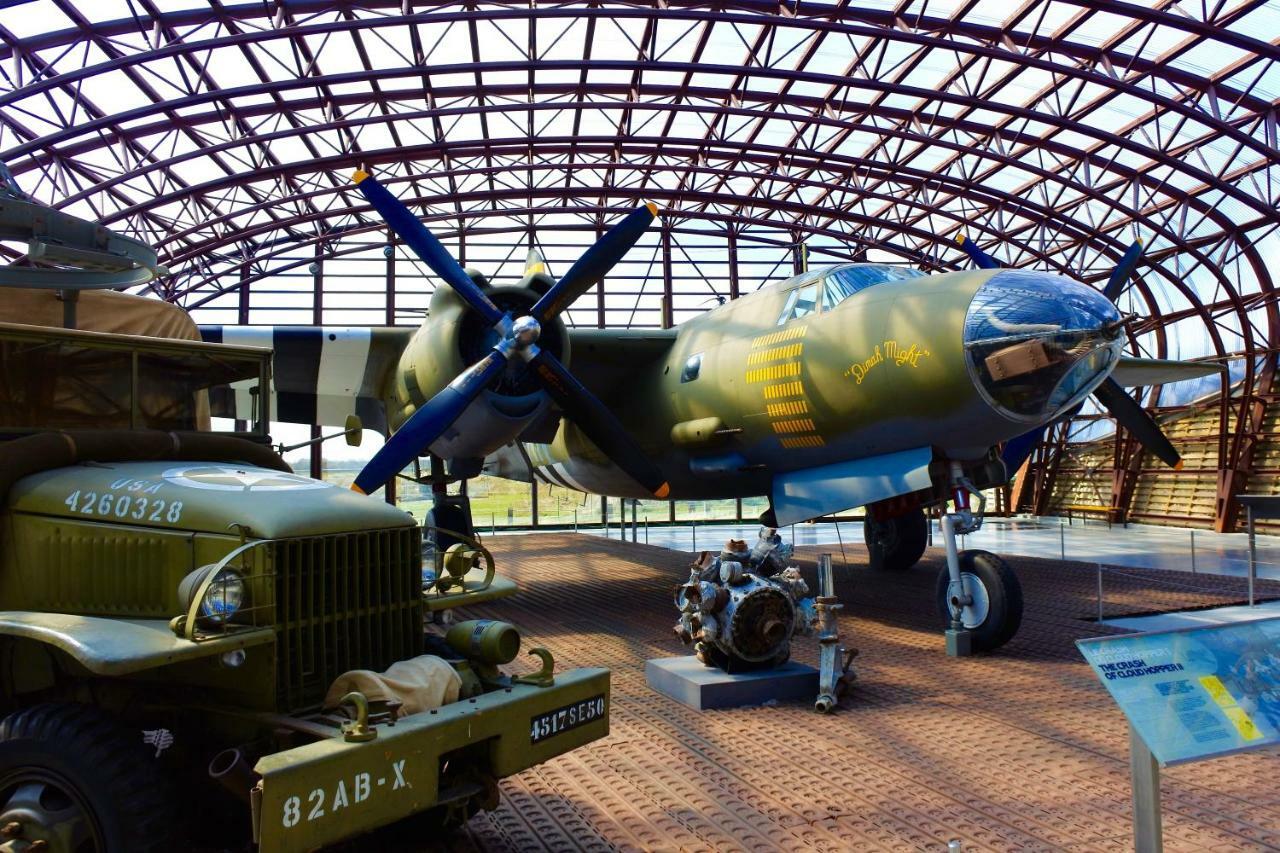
left=0, top=612, right=275, bottom=677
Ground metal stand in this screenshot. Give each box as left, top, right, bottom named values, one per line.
left=814, top=553, right=854, bottom=712
left=1129, top=725, right=1163, bottom=853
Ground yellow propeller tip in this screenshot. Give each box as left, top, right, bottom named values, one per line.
left=351, top=169, right=370, bottom=184
left=654, top=482, right=671, bottom=499
left=1173, top=459, right=1184, bottom=471
left=351, top=484, right=367, bottom=495
left=955, top=233, right=967, bottom=245
left=645, top=202, right=659, bottom=216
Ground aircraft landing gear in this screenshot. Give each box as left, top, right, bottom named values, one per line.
left=935, top=463, right=1023, bottom=654
left=420, top=455, right=479, bottom=572
left=935, top=550, right=1022, bottom=652
left=864, top=507, right=927, bottom=571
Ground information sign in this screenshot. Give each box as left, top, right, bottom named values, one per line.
left=1077, top=616, right=1280, bottom=766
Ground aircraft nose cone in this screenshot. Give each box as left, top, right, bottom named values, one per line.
left=963, top=269, right=1124, bottom=423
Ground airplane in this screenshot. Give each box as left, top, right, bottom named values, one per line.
left=202, top=168, right=1217, bottom=652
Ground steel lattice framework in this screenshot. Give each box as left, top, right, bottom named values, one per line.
left=1, top=0, right=1278, bottom=528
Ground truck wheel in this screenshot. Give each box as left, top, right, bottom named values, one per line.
left=0, top=704, right=176, bottom=853
left=864, top=508, right=927, bottom=571
left=934, top=550, right=1023, bottom=651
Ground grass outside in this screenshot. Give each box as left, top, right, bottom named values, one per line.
left=320, top=461, right=769, bottom=528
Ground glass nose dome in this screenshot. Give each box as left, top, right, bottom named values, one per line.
left=964, top=270, right=1124, bottom=424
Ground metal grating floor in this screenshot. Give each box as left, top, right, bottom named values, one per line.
left=381, top=533, right=1280, bottom=852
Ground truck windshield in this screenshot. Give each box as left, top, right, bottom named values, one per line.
left=0, top=323, right=270, bottom=437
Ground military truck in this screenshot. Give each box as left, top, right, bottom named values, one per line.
left=0, top=318, right=609, bottom=852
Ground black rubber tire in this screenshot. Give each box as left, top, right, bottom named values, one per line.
left=0, top=703, right=177, bottom=853
left=864, top=508, right=928, bottom=571
left=934, top=550, right=1024, bottom=652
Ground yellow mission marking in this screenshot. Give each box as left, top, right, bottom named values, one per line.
left=772, top=418, right=816, bottom=434
left=1199, top=675, right=1234, bottom=708
left=750, top=325, right=808, bottom=349
left=745, top=362, right=801, bottom=383
left=781, top=434, right=826, bottom=449
left=746, top=343, right=804, bottom=366
left=766, top=400, right=809, bottom=418
left=1199, top=675, right=1264, bottom=741
left=1223, top=706, right=1264, bottom=741
left=763, top=381, right=805, bottom=400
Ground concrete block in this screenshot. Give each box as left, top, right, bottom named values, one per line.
left=645, top=655, right=818, bottom=710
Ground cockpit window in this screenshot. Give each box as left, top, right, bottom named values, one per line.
left=824, top=264, right=927, bottom=309
left=776, top=284, right=820, bottom=325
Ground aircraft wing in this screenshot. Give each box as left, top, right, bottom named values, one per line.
left=1111, top=356, right=1220, bottom=387
left=199, top=325, right=411, bottom=433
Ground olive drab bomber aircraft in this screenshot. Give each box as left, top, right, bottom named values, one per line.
left=202, top=168, right=1217, bottom=652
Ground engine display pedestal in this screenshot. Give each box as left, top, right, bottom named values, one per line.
left=645, top=656, right=818, bottom=711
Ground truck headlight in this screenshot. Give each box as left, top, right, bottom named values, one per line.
left=179, top=565, right=246, bottom=625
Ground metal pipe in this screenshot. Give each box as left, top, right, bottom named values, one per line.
left=1189, top=530, right=1196, bottom=574
left=1097, top=564, right=1104, bottom=622
left=1248, top=505, right=1256, bottom=607
left=1060, top=518, right=1066, bottom=560
left=209, top=747, right=256, bottom=803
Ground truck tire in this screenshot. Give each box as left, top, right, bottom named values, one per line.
left=934, top=550, right=1023, bottom=651
left=0, top=703, right=176, bottom=853
left=864, top=508, right=927, bottom=571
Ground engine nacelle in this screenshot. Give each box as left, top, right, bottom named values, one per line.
left=385, top=276, right=569, bottom=460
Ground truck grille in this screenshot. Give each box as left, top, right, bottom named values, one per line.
left=271, top=528, right=423, bottom=711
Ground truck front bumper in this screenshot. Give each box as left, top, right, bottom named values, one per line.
left=252, top=666, right=609, bottom=852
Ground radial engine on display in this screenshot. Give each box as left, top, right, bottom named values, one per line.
left=674, top=530, right=814, bottom=672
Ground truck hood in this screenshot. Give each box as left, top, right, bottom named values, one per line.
left=8, top=461, right=415, bottom=538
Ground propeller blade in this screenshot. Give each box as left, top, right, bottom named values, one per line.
left=523, top=248, right=547, bottom=278
left=1000, top=426, right=1048, bottom=474
left=353, top=171, right=504, bottom=327
left=352, top=352, right=508, bottom=494
left=1092, top=377, right=1182, bottom=469
left=526, top=348, right=670, bottom=498
left=531, top=202, right=657, bottom=322
left=955, top=233, right=1001, bottom=270
left=1102, top=239, right=1144, bottom=302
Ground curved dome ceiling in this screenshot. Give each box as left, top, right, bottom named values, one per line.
left=0, top=0, right=1277, bottom=372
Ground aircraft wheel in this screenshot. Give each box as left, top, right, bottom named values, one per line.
left=864, top=508, right=927, bottom=571
left=934, top=550, right=1023, bottom=651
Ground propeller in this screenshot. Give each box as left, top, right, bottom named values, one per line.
left=1092, top=377, right=1182, bottom=468
left=530, top=202, right=657, bottom=321
left=1102, top=239, right=1145, bottom=302
left=957, top=232, right=1181, bottom=469
left=955, top=234, right=1000, bottom=270
left=350, top=170, right=669, bottom=499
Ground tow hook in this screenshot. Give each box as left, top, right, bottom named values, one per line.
left=338, top=692, right=377, bottom=742
left=512, top=647, right=556, bottom=687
